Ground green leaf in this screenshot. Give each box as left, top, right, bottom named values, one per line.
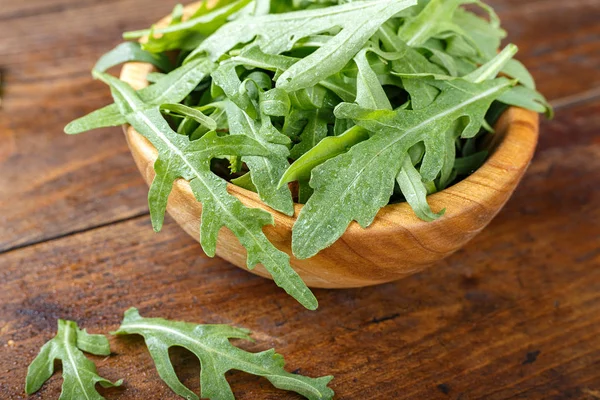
left=64, top=105, right=127, bottom=135
left=75, top=327, right=112, bottom=356
left=254, top=0, right=271, bottom=16
left=93, top=42, right=172, bottom=73
left=464, top=44, right=518, bottom=83
left=146, top=71, right=166, bottom=83
left=65, top=57, right=215, bottom=134
left=261, top=88, right=291, bottom=117
left=320, top=73, right=356, bottom=103
left=280, top=125, right=369, bottom=185
left=437, top=120, right=462, bottom=189
left=292, top=78, right=512, bottom=259
left=276, top=0, right=417, bottom=91
left=160, top=103, right=217, bottom=131
left=66, top=0, right=552, bottom=304
left=25, top=320, right=122, bottom=399
left=298, top=180, right=314, bottom=203
left=225, top=101, right=295, bottom=215
left=396, top=155, right=445, bottom=221
left=498, top=85, right=554, bottom=118
left=502, top=58, right=536, bottom=89
left=124, top=0, right=253, bottom=52
left=188, top=0, right=416, bottom=90
left=354, top=48, right=391, bottom=110
left=170, top=3, right=185, bottom=24
left=230, top=172, right=258, bottom=192
left=454, top=150, right=488, bottom=175
left=454, top=2, right=505, bottom=58
left=95, top=71, right=316, bottom=310
left=398, top=0, right=467, bottom=47
left=377, top=35, right=447, bottom=109
left=115, top=308, right=334, bottom=400
left=226, top=45, right=298, bottom=73
left=289, top=110, right=329, bottom=159
left=289, top=85, right=335, bottom=111
left=211, top=63, right=257, bottom=117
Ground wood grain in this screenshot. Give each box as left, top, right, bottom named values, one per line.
left=0, top=0, right=181, bottom=252
left=1, top=0, right=599, bottom=399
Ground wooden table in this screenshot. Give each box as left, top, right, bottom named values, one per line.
left=1, top=1, right=599, bottom=399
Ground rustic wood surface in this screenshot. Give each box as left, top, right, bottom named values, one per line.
left=1, top=0, right=599, bottom=399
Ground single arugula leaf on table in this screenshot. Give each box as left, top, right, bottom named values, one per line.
left=115, top=308, right=334, bottom=400
left=25, top=320, right=122, bottom=399
left=94, top=71, right=317, bottom=310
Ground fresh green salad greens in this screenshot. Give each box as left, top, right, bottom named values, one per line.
left=115, top=308, right=334, bottom=400
left=25, top=311, right=334, bottom=400
left=66, top=0, right=551, bottom=308
left=25, top=320, right=122, bottom=399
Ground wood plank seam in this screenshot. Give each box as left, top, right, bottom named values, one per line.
left=0, top=211, right=149, bottom=257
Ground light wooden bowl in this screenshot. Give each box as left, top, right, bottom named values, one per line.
left=120, top=5, right=539, bottom=289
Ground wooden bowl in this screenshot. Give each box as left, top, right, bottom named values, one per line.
left=120, top=5, right=539, bottom=289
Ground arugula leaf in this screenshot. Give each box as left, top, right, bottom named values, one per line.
left=354, top=48, right=391, bottom=110
left=95, top=71, right=317, bottom=310
left=225, top=101, right=295, bottom=215
left=261, top=88, right=291, bottom=116
left=451, top=5, right=505, bottom=60
left=454, top=150, right=488, bottom=175
left=280, top=125, right=370, bottom=186
left=289, top=110, right=329, bottom=159
left=276, top=0, right=417, bottom=91
left=398, top=0, right=469, bottom=47
left=115, top=308, right=334, bottom=400
left=230, top=171, right=258, bottom=192
left=187, top=0, right=416, bottom=90
left=397, top=155, right=445, bottom=222
left=25, top=320, right=122, bottom=399
left=292, top=78, right=513, bottom=259
left=498, top=85, right=553, bottom=118
left=65, top=57, right=215, bottom=134
left=160, top=103, right=218, bottom=131
left=124, top=0, right=252, bottom=52
left=502, top=59, right=536, bottom=89
left=146, top=71, right=166, bottom=82
left=465, top=44, right=518, bottom=83
left=93, top=42, right=172, bottom=73
left=376, top=34, right=447, bottom=109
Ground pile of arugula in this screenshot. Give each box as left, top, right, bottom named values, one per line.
left=66, top=0, right=551, bottom=309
